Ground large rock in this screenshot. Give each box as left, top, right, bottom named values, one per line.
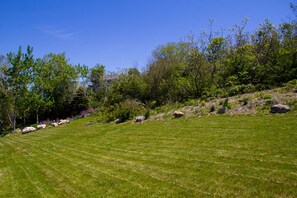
left=135, top=116, right=145, bottom=122
left=173, top=111, right=184, bottom=118
left=114, top=119, right=121, bottom=124
left=37, top=124, right=46, bottom=130
left=22, top=127, right=36, bottom=134
left=271, top=104, right=290, bottom=113
left=58, top=119, right=70, bottom=125
left=51, top=122, right=58, bottom=127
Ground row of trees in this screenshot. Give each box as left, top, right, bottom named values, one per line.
left=0, top=49, right=89, bottom=131
left=1, top=6, right=297, bottom=132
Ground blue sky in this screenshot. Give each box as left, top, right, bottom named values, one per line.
left=0, top=0, right=295, bottom=72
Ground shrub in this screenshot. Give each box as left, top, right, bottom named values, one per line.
left=201, top=100, right=206, bottom=107
left=261, top=94, right=272, bottom=100
left=222, top=98, right=231, bottom=109
left=103, top=99, right=147, bottom=123
left=184, top=99, right=197, bottom=106
left=284, top=79, right=297, bottom=91
left=144, top=111, right=150, bottom=120
left=227, top=84, right=256, bottom=96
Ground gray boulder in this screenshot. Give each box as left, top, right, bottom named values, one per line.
left=271, top=104, right=290, bottom=113
left=173, top=111, right=184, bottom=118
left=135, top=116, right=145, bottom=122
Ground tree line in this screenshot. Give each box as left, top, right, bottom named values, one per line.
left=1, top=6, right=297, bottom=132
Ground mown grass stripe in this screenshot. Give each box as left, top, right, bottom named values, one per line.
left=1, top=115, right=297, bottom=197
left=3, top=137, right=157, bottom=196
left=58, top=140, right=297, bottom=183
left=2, top=138, right=89, bottom=197
left=12, top=130, right=297, bottom=190
left=56, top=141, right=297, bottom=188
left=7, top=135, right=209, bottom=194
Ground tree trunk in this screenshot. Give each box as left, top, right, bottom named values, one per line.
left=13, top=101, right=16, bottom=131
left=5, top=108, right=13, bottom=128
left=36, top=109, right=39, bottom=125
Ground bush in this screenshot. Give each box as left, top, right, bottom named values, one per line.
left=284, top=79, right=297, bottom=91
left=184, top=99, right=198, bottom=106
left=144, top=111, right=150, bottom=120
left=222, top=98, right=231, bottom=109
left=202, top=86, right=227, bottom=100
left=102, top=99, right=147, bottom=123
left=240, top=97, right=250, bottom=105
left=227, top=84, right=256, bottom=96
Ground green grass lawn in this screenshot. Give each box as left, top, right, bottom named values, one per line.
left=0, top=115, right=297, bottom=197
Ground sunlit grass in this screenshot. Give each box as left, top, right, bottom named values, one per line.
left=0, top=115, right=296, bottom=197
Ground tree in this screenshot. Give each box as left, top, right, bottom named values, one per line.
left=3, top=46, right=34, bottom=130
left=33, top=53, right=78, bottom=119
left=206, top=37, right=229, bottom=87
left=185, top=49, right=210, bottom=97
left=251, top=19, right=280, bottom=87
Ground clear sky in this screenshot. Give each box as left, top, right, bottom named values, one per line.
left=0, top=0, right=295, bottom=72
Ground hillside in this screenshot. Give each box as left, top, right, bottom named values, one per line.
left=0, top=114, right=297, bottom=197
left=149, top=86, right=297, bottom=121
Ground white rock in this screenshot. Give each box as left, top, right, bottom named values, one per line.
left=173, top=111, right=184, bottom=118
left=114, top=119, right=121, bottom=124
left=51, top=122, right=58, bottom=127
left=58, top=119, right=70, bottom=125
left=271, top=104, right=291, bottom=113
left=135, top=116, right=145, bottom=122
left=22, top=127, right=36, bottom=134
left=37, top=124, right=46, bottom=130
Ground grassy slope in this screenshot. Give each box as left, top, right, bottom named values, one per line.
left=0, top=115, right=297, bottom=197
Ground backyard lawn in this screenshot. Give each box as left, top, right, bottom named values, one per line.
left=0, top=115, right=296, bottom=197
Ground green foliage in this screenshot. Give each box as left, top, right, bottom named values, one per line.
left=144, top=110, right=150, bottom=120
left=240, top=97, right=250, bottom=105
left=227, top=84, right=256, bottom=96
left=284, top=79, right=297, bottom=91
left=102, top=99, right=146, bottom=123
left=222, top=98, right=231, bottom=109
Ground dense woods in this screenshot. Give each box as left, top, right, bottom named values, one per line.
left=1, top=7, right=297, bottom=133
